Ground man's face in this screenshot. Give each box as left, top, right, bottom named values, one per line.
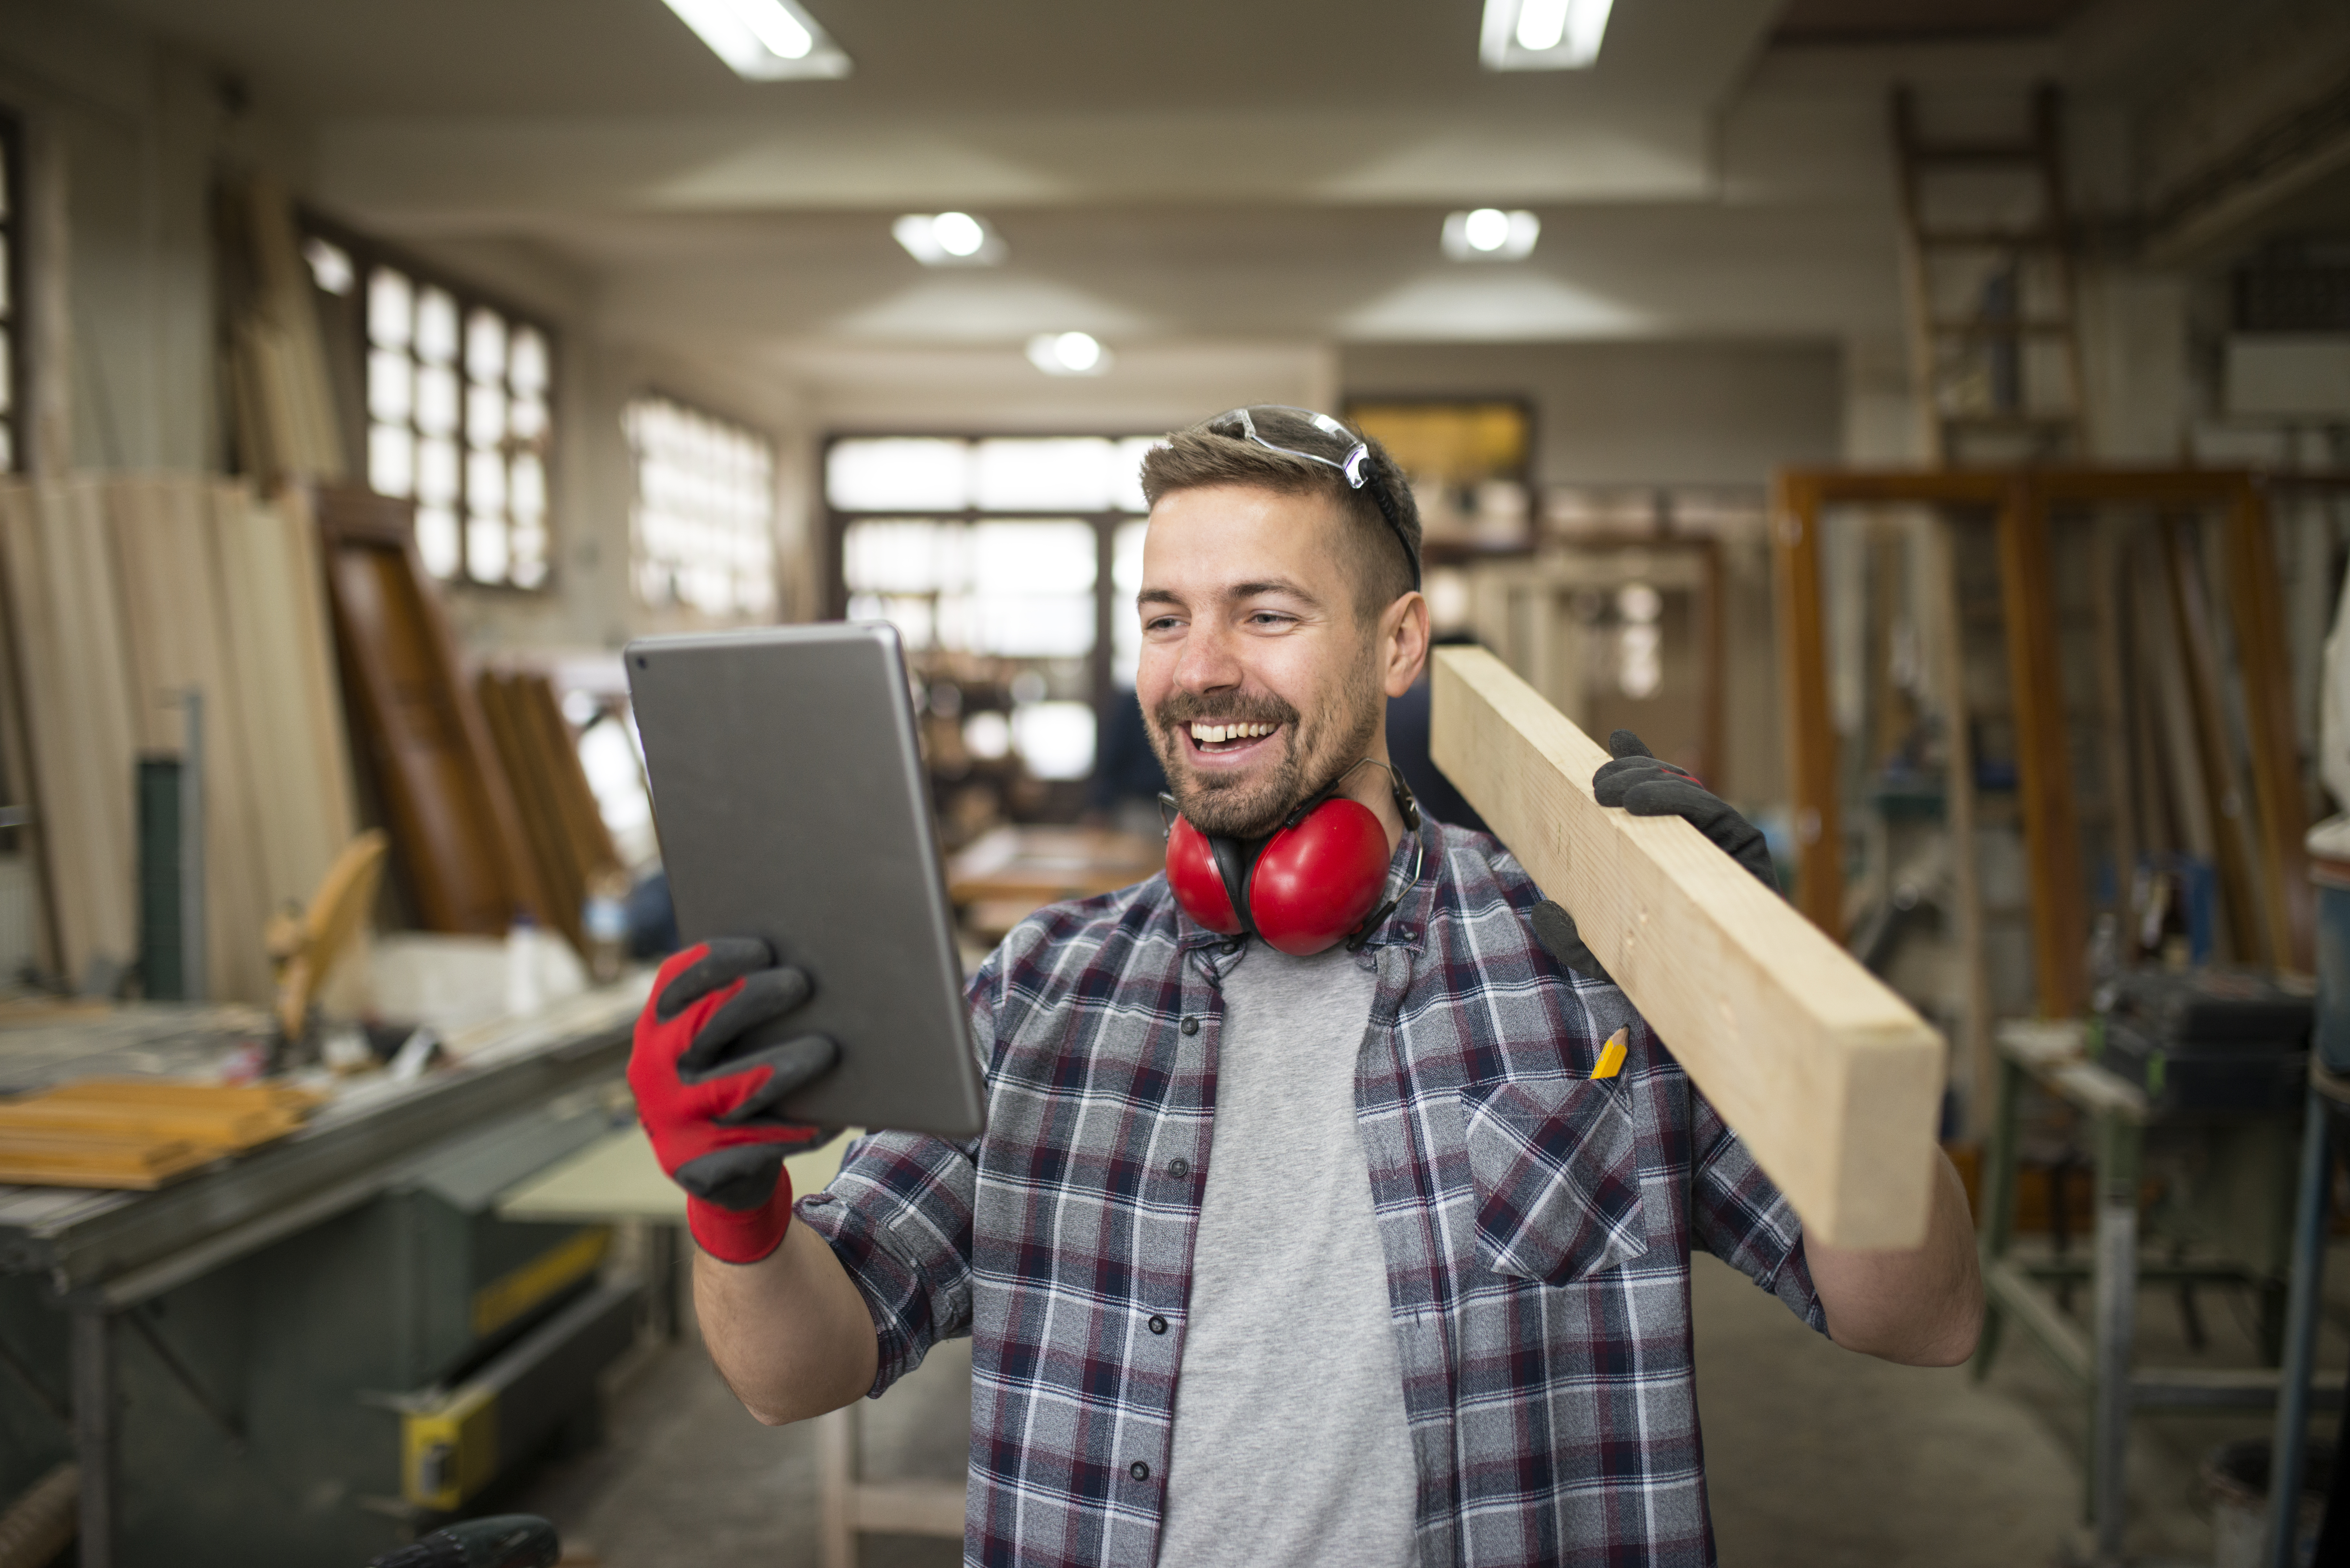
left=1135, top=484, right=1387, bottom=839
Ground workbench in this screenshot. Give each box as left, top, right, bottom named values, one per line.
left=0, top=980, right=650, bottom=1568
left=1974, top=1018, right=2328, bottom=1566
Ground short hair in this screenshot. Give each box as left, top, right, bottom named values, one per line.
left=1139, top=408, right=1421, bottom=621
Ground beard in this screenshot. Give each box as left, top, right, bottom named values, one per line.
left=1149, top=655, right=1384, bottom=840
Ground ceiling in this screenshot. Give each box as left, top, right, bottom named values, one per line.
left=80, top=0, right=2276, bottom=418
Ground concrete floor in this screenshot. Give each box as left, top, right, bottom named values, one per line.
left=516, top=1246, right=2350, bottom=1566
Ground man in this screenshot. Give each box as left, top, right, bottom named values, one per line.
left=628, top=406, right=1983, bottom=1567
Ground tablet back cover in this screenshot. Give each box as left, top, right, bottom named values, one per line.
left=626, top=623, right=985, bottom=1140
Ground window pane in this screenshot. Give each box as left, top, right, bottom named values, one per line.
left=972, top=438, right=1113, bottom=512
left=827, top=438, right=969, bottom=512
left=970, top=593, right=1094, bottom=657
left=416, top=365, right=459, bottom=437
left=1012, top=701, right=1097, bottom=780
left=418, top=436, right=460, bottom=506
left=843, top=520, right=950, bottom=593
left=466, top=384, right=506, bottom=449
left=303, top=237, right=354, bottom=296
left=417, top=506, right=460, bottom=578
left=468, top=516, right=509, bottom=582
left=627, top=395, right=776, bottom=620
left=466, top=309, right=507, bottom=385
left=511, top=395, right=547, bottom=441
left=510, top=328, right=549, bottom=394
left=368, top=268, right=413, bottom=350
left=367, top=349, right=412, bottom=422
left=467, top=448, right=507, bottom=515
left=369, top=422, right=415, bottom=498
left=416, top=288, right=459, bottom=366
left=1114, top=437, right=1162, bottom=513
left=972, top=521, right=1095, bottom=595
left=511, top=452, right=546, bottom=519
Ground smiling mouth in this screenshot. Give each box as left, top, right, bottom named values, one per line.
left=1186, top=720, right=1282, bottom=757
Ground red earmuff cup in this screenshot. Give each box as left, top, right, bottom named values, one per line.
left=1248, top=798, right=1390, bottom=956
left=1165, top=815, right=1244, bottom=935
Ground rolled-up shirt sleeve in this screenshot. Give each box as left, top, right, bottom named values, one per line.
left=1689, top=1082, right=1828, bottom=1335
left=792, top=948, right=1002, bottom=1397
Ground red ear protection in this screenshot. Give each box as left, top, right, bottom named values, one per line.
left=1163, top=765, right=1420, bottom=956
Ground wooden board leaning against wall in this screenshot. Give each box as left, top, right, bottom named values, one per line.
left=0, top=476, right=357, bottom=1001
left=1770, top=467, right=2315, bottom=1136
left=314, top=487, right=551, bottom=939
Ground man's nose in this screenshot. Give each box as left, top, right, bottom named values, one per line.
left=1173, top=617, right=1241, bottom=694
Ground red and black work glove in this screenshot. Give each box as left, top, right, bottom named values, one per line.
left=1533, top=729, right=1777, bottom=985
left=628, top=938, right=838, bottom=1264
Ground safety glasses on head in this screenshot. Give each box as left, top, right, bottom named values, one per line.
left=1204, top=405, right=1420, bottom=590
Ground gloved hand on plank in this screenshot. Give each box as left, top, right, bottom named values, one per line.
left=1532, top=729, right=1777, bottom=985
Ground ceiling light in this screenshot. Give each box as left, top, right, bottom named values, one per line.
left=893, top=212, right=1005, bottom=266
left=932, top=212, right=985, bottom=257
left=1441, top=209, right=1541, bottom=261
left=661, top=0, right=850, bottom=80
left=1027, top=332, right=1110, bottom=377
left=1479, top=0, right=1613, bottom=69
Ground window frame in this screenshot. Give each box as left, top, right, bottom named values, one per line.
left=624, top=388, right=783, bottom=621
left=305, top=213, right=562, bottom=594
left=823, top=431, right=1167, bottom=741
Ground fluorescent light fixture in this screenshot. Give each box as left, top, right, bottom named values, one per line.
left=661, top=0, right=851, bottom=79
left=1027, top=332, right=1111, bottom=377
left=1479, top=0, right=1613, bottom=69
left=1441, top=209, right=1541, bottom=261
left=893, top=212, right=1006, bottom=266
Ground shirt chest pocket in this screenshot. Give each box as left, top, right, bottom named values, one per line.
left=1458, top=1075, right=1650, bottom=1286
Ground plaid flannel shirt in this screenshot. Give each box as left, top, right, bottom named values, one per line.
left=796, top=819, right=1826, bottom=1568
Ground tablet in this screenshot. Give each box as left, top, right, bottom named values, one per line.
left=625, top=622, right=986, bottom=1140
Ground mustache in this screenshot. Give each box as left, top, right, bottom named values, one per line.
left=1153, top=690, right=1300, bottom=731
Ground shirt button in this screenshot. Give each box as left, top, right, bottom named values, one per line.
left=1168, top=1157, right=1190, bottom=1179
left=1148, top=1314, right=1168, bottom=1334
left=1130, top=1460, right=1151, bottom=1481
left=1180, top=1016, right=1199, bottom=1036
left=1219, top=939, right=1240, bottom=954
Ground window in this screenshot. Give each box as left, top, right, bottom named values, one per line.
left=0, top=111, right=23, bottom=474
left=828, top=435, right=1161, bottom=787
left=625, top=395, right=778, bottom=619
left=362, top=263, right=554, bottom=588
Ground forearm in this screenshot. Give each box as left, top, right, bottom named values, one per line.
left=694, top=1220, right=881, bottom=1424
left=1805, top=1146, right=1984, bottom=1366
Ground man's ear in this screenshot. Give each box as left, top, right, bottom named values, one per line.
left=1381, top=591, right=1430, bottom=699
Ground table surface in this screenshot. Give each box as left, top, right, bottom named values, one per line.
left=0, top=977, right=652, bottom=1295
left=946, top=826, right=1159, bottom=905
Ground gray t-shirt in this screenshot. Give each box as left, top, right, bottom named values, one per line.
left=1157, top=939, right=1419, bottom=1568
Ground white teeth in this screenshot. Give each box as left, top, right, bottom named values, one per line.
left=1189, top=720, right=1275, bottom=744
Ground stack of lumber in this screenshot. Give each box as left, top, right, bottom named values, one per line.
left=477, top=668, right=622, bottom=954
left=0, top=477, right=359, bottom=1001
left=0, top=1078, right=322, bottom=1189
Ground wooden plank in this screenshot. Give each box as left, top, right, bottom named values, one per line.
left=1431, top=646, right=1945, bottom=1248
left=477, top=670, right=585, bottom=950
left=1995, top=481, right=2087, bottom=1018
left=210, top=482, right=359, bottom=927
left=316, top=488, right=549, bottom=935
left=2165, top=517, right=2273, bottom=964
left=0, top=482, right=140, bottom=987
left=1769, top=472, right=1843, bottom=936
left=2224, top=484, right=2316, bottom=971
left=0, top=1100, right=299, bottom=1150
left=0, top=1129, right=218, bottom=1190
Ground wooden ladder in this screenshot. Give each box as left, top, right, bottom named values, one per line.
left=1891, top=82, right=2092, bottom=468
